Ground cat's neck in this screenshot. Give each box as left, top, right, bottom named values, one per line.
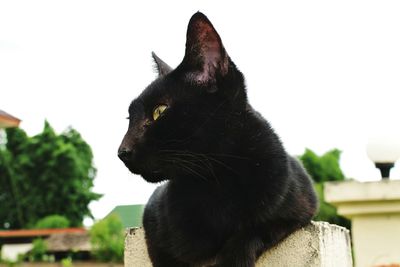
left=169, top=104, right=288, bottom=186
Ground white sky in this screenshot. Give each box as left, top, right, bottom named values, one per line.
left=1, top=0, right=400, bottom=221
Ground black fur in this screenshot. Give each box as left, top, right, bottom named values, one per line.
left=119, top=12, right=317, bottom=267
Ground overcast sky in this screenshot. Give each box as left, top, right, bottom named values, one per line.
left=1, top=0, right=400, bottom=221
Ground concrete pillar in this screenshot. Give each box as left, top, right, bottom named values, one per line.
left=325, top=180, right=400, bottom=267
left=124, top=221, right=352, bottom=267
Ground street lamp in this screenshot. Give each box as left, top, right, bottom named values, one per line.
left=367, top=136, right=400, bottom=179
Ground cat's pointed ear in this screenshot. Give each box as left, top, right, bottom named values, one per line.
left=152, top=52, right=173, bottom=76
left=183, top=12, right=229, bottom=85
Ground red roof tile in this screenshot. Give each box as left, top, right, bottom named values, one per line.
left=0, top=228, right=86, bottom=238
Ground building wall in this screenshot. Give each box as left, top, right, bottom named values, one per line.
left=352, top=214, right=400, bottom=267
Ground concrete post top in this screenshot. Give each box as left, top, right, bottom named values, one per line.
left=324, top=180, right=400, bottom=267
left=325, top=179, right=400, bottom=203
left=124, top=221, right=352, bottom=267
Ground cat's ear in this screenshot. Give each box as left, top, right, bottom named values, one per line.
left=152, top=52, right=172, bottom=76
left=183, top=12, right=229, bottom=86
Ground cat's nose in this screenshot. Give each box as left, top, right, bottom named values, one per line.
left=118, top=148, right=133, bottom=163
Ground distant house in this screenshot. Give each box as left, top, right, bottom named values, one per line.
left=45, top=231, right=91, bottom=260
left=0, top=228, right=89, bottom=262
left=0, top=110, right=21, bottom=128
left=105, top=205, right=144, bottom=228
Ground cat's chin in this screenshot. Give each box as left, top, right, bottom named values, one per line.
left=140, top=172, right=169, bottom=183
left=126, top=164, right=167, bottom=183
left=127, top=166, right=167, bottom=183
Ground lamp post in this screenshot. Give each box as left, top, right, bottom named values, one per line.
left=324, top=134, right=400, bottom=267
left=366, top=136, right=400, bottom=179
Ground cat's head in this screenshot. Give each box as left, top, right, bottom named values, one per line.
left=118, top=12, right=247, bottom=183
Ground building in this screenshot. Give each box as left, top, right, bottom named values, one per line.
left=0, top=109, right=20, bottom=145
left=105, top=205, right=144, bottom=229
left=0, top=228, right=88, bottom=262
left=0, top=110, right=20, bottom=128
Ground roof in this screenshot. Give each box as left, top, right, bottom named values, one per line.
left=0, top=109, right=21, bottom=128
left=105, top=204, right=144, bottom=228
left=0, top=228, right=86, bottom=238
left=46, top=232, right=91, bottom=252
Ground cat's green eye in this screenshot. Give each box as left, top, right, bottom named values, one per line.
left=153, top=104, right=168, bottom=121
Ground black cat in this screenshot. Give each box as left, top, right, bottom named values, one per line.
left=119, top=12, right=317, bottom=267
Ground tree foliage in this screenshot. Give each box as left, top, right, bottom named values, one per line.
left=34, top=215, right=70, bottom=229
left=0, top=121, right=101, bottom=229
left=299, top=148, right=345, bottom=183
left=299, top=148, right=351, bottom=229
left=90, top=215, right=124, bottom=263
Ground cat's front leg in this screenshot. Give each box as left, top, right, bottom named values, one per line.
left=208, top=221, right=305, bottom=267
left=146, top=240, right=190, bottom=267
left=209, top=234, right=265, bottom=267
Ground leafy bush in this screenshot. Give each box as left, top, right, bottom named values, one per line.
left=299, top=148, right=345, bottom=183
left=299, top=148, right=351, bottom=229
left=90, top=215, right=124, bottom=262
left=34, top=215, right=70, bottom=229
left=29, top=238, right=47, bottom=262
left=61, top=257, right=73, bottom=267
left=313, top=183, right=351, bottom=229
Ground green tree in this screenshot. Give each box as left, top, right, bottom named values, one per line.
left=0, top=121, right=102, bottom=229
left=299, top=148, right=345, bottom=183
left=34, top=215, right=70, bottom=229
left=0, top=142, right=25, bottom=229
left=299, top=148, right=351, bottom=229
left=90, top=215, right=124, bottom=263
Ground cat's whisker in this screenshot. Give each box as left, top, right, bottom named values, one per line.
left=159, top=149, right=242, bottom=177
left=162, top=158, right=208, bottom=182
left=170, top=156, right=214, bottom=178
left=160, top=151, right=203, bottom=161
left=160, top=149, right=252, bottom=161
left=201, top=156, right=241, bottom=177
left=181, top=154, right=220, bottom=181
left=160, top=152, right=219, bottom=181
left=206, top=153, right=253, bottom=161
left=161, top=151, right=215, bottom=170
left=167, top=156, right=206, bottom=172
